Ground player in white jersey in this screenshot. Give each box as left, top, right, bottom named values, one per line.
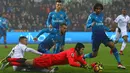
left=114, top=9, right=130, bottom=55
left=0, top=36, right=42, bottom=71
left=0, top=36, right=58, bottom=73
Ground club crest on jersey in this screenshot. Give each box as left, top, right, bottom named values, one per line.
left=52, top=15, right=55, bottom=17
left=71, top=53, right=74, bottom=57
left=60, top=14, right=63, bottom=17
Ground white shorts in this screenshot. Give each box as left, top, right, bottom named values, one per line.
left=115, top=27, right=128, bottom=41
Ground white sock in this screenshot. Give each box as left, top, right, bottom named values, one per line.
left=120, top=42, right=127, bottom=51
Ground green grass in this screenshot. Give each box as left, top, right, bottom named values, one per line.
left=0, top=43, right=130, bottom=73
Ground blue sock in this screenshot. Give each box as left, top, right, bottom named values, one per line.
left=112, top=48, right=121, bottom=64
left=84, top=53, right=93, bottom=59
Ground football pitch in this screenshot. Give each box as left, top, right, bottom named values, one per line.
left=0, top=43, right=130, bottom=73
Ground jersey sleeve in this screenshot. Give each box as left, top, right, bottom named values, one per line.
left=67, top=52, right=81, bottom=67
left=77, top=55, right=87, bottom=65
left=25, top=47, right=42, bottom=55
left=46, top=12, right=52, bottom=27
left=64, top=12, right=71, bottom=25
left=36, top=28, right=52, bottom=38
left=86, top=14, right=93, bottom=28
left=114, top=15, right=120, bottom=23
left=127, top=16, right=130, bottom=23
left=8, top=48, right=15, bottom=57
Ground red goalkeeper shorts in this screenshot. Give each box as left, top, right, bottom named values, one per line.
left=33, top=54, right=52, bottom=68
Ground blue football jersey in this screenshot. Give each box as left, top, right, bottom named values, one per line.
left=86, top=12, right=110, bottom=38
left=46, top=10, right=70, bottom=29
left=36, top=28, right=64, bottom=50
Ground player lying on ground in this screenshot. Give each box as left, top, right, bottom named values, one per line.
left=0, top=43, right=100, bottom=72
left=46, top=0, right=71, bottom=52
left=0, top=36, right=43, bottom=71
left=84, top=3, right=126, bottom=69
left=112, top=9, right=130, bottom=55
left=34, top=23, right=67, bottom=53
left=0, top=12, right=8, bottom=48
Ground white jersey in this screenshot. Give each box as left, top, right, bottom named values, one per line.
left=8, top=43, right=42, bottom=58
left=114, top=14, right=130, bottom=29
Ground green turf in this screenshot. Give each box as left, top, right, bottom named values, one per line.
left=0, top=43, right=130, bottom=73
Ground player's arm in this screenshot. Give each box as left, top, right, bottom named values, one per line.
left=25, top=47, right=42, bottom=55
left=86, top=14, right=95, bottom=28
left=53, top=43, right=61, bottom=53
left=0, top=24, right=4, bottom=29
left=114, top=16, right=120, bottom=28
left=64, top=12, right=71, bottom=26
left=46, top=12, right=52, bottom=28
left=7, top=48, right=15, bottom=57
left=127, top=17, right=130, bottom=31
left=103, top=25, right=111, bottom=31
left=77, top=56, right=87, bottom=65
left=34, top=28, right=52, bottom=41
left=67, top=52, right=84, bottom=67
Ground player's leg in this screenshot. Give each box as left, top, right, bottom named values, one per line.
left=4, top=35, right=7, bottom=48
left=38, top=43, right=51, bottom=54
left=103, top=37, right=126, bottom=69
left=120, top=29, right=128, bottom=55
left=115, top=28, right=121, bottom=44
left=110, top=28, right=121, bottom=54
left=53, top=43, right=61, bottom=53
left=84, top=39, right=101, bottom=58
left=0, top=28, right=2, bottom=39
left=61, top=34, right=65, bottom=52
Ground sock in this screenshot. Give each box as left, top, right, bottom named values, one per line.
left=120, top=42, right=126, bottom=51
left=10, top=62, right=22, bottom=66
left=112, top=48, right=121, bottom=64
left=7, top=58, right=21, bottom=62
left=84, top=53, right=93, bottom=58
left=4, top=40, right=7, bottom=46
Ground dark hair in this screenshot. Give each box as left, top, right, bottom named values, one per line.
left=56, top=0, right=62, bottom=3
left=93, top=3, right=103, bottom=11
left=122, top=8, right=127, bottom=11
left=19, top=36, right=27, bottom=41
left=75, top=43, right=85, bottom=54
left=60, top=23, right=67, bottom=26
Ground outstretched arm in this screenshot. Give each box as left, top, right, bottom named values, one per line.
left=25, top=47, right=42, bottom=55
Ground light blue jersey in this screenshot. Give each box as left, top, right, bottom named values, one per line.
left=36, top=28, right=64, bottom=53
left=46, top=10, right=70, bottom=29
left=0, top=17, right=8, bottom=36
left=86, top=12, right=110, bottom=38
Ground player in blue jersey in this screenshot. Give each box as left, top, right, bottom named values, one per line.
left=46, top=0, right=70, bottom=52
left=84, top=3, right=126, bottom=69
left=0, top=12, right=8, bottom=48
left=33, top=23, right=67, bottom=53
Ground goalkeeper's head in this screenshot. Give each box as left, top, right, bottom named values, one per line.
left=75, top=43, right=85, bottom=55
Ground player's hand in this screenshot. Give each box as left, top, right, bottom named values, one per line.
left=49, top=24, right=53, bottom=28
left=110, top=28, right=114, bottom=32
left=33, top=37, right=38, bottom=42
left=80, top=64, right=88, bottom=69
left=91, top=22, right=96, bottom=27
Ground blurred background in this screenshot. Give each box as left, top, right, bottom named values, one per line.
left=0, top=0, right=130, bottom=32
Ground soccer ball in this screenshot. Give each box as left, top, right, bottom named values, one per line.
left=93, top=64, right=103, bottom=73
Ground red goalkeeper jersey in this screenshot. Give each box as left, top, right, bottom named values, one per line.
left=33, top=48, right=87, bottom=68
